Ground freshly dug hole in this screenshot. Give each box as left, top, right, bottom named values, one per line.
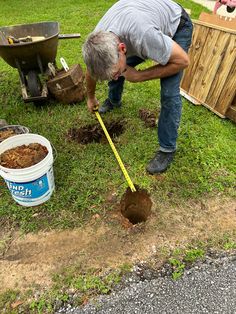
left=120, top=186, right=152, bottom=224
left=67, top=119, right=125, bottom=144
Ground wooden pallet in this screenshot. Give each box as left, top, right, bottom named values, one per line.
left=226, top=94, right=236, bottom=122
left=181, top=13, right=236, bottom=122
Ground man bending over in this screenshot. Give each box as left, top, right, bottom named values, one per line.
left=82, top=0, right=193, bottom=174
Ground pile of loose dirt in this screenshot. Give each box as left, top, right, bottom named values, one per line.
left=67, top=120, right=125, bottom=144
left=0, top=143, right=48, bottom=169
left=139, top=109, right=158, bottom=128
left=0, top=129, right=16, bottom=142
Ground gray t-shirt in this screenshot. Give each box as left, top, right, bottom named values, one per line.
left=95, top=0, right=182, bottom=65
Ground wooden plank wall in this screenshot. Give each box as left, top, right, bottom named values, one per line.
left=226, top=94, right=236, bottom=122
left=181, top=13, right=236, bottom=122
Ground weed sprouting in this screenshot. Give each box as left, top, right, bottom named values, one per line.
left=169, top=258, right=185, bottom=280
left=184, top=249, right=205, bottom=263
left=169, top=247, right=206, bottom=280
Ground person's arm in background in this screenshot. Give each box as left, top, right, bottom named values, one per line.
left=85, top=70, right=99, bottom=112
left=123, top=41, right=189, bottom=82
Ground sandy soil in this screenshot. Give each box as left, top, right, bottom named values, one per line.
left=0, top=196, right=235, bottom=293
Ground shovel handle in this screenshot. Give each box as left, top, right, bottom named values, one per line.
left=58, top=33, right=81, bottom=39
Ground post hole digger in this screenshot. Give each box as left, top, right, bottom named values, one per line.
left=94, top=108, right=152, bottom=225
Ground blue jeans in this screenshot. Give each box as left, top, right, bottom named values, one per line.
left=107, top=17, right=193, bottom=152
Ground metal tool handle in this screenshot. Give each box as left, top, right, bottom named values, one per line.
left=58, top=33, right=81, bottom=39
left=60, top=57, right=69, bottom=72
left=95, top=111, right=136, bottom=192
left=48, top=62, right=56, bottom=77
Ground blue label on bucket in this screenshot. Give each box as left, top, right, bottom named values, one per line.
left=6, top=173, right=50, bottom=201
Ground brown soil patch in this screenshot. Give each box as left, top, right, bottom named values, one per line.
left=0, top=126, right=29, bottom=143
left=139, top=108, right=159, bottom=128
left=0, top=143, right=48, bottom=169
left=0, top=129, right=16, bottom=142
left=0, top=196, right=236, bottom=293
left=66, top=120, right=125, bottom=144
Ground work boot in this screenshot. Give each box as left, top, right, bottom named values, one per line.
left=146, top=150, right=175, bottom=174
left=98, top=98, right=122, bottom=114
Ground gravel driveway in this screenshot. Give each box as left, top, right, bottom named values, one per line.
left=57, top=253, right=236, bottom=314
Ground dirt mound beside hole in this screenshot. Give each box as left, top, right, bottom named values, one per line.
left=67, top=119, right=125, bottom=144
left=120, top=186, right=152, bottom=224
left=0, top=143, right=48, bottom=169
left=139, top=108, right=159, bottom=128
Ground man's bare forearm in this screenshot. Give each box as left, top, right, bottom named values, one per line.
left=128, top=42, right=190, bottom=83
left=138, top=62, right=186, bottom=82
left=86, top=70, right=97, bottom=98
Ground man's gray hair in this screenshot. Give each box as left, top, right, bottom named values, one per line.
left=82, top=31, right=119, bottom=81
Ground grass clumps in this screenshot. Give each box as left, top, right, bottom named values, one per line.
left=0, top=264, right=132, bottom=313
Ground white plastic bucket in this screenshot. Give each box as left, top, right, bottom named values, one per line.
left=0, top=133, right=55, bottom=207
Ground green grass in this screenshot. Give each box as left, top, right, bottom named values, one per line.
left=168, top=234, right=236, bottom=280
left=169, top=247, right=205, bottom=280
left=0, top=289, right=21, bottom=314
left=1, top=236, right=235, bottom=312
left=0, top=0, right=235, bottom=232
left=221, top=234, right=236, bottom=250
left=0, top=264, right=132, bottom=313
